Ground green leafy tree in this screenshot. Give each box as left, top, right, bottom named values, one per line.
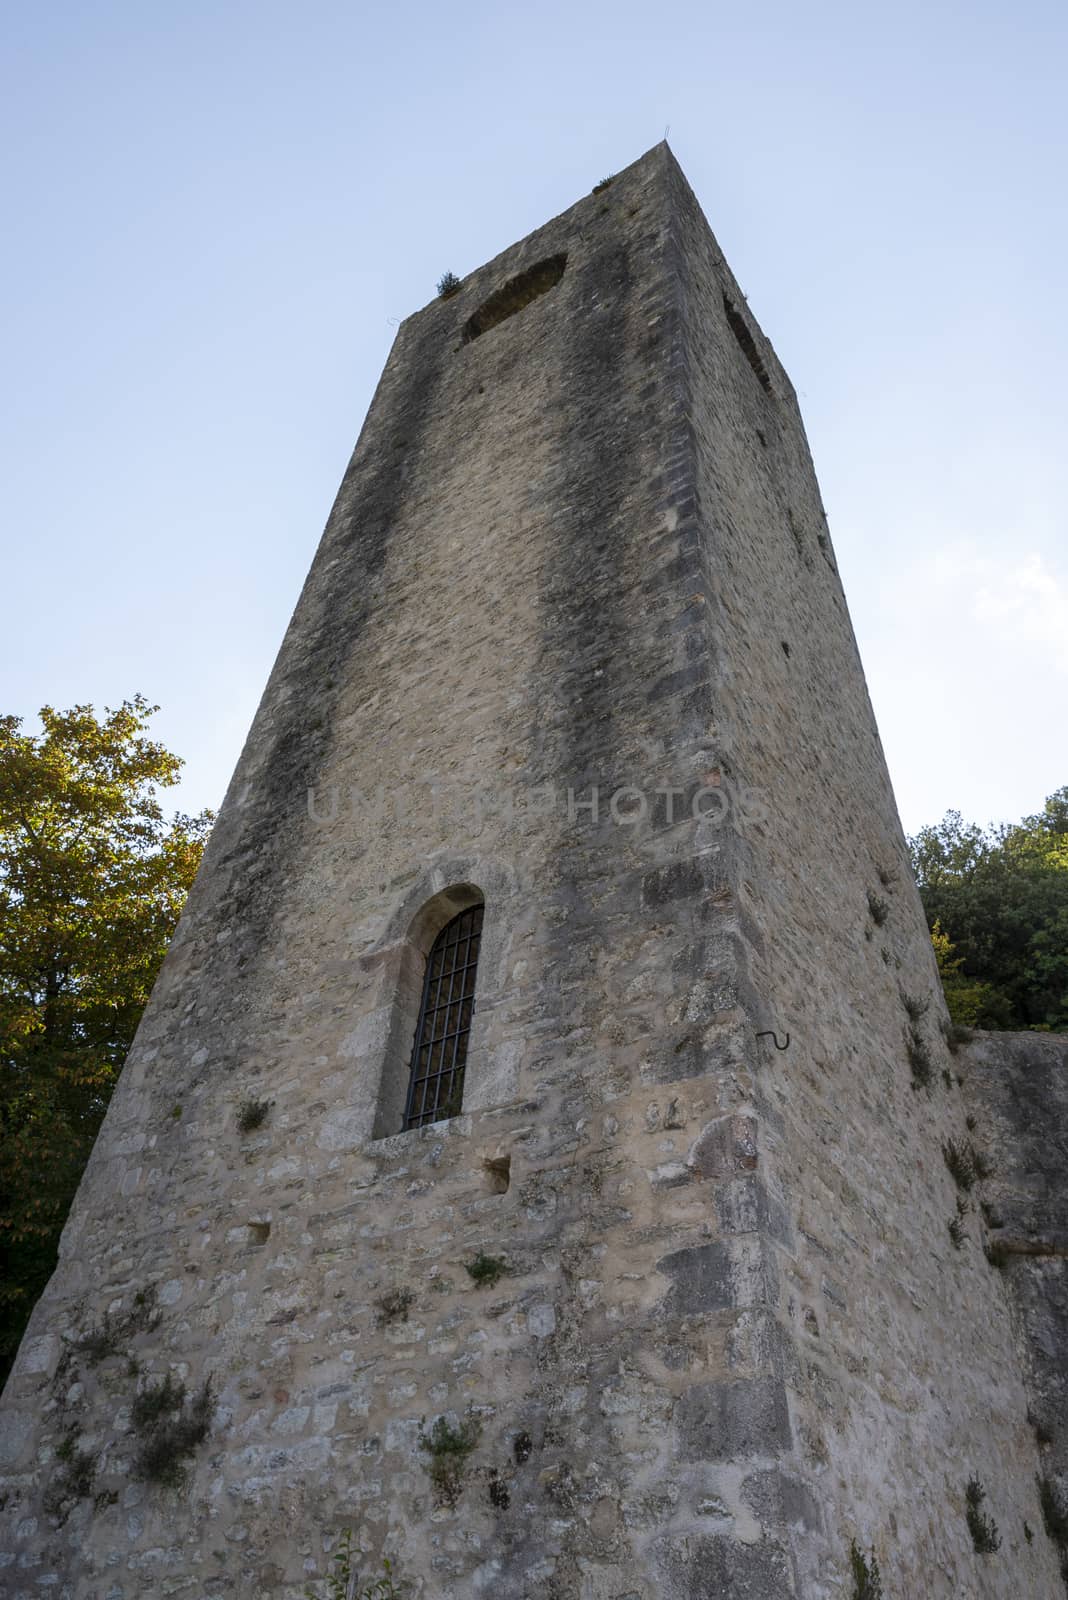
left=930, top=921, right=1015, bottom=1029
left=910, top=787, right=1068, bottom=1032
left=0, top=698, right=211, bottom=1381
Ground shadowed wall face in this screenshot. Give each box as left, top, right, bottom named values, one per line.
left=962, top=1030, right=1068, bottom=1499
left=0, top=147, right=1062, bottom=1600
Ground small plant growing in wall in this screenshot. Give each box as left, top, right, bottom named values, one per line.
left=131, top=1371, right=186, bottom=1429
left=437, top=271, right=461, bottom=298
left=57, top=1435, right=96, bottom=1498
left=132, top=1374, right=213, bottom=1487
left=592, top=175, right=615, bottom=193
left=237, top=1098, right=272, bottom=1134
left=78, top=1314, right=119, bottom=1365
left=304, top=1530, right=403, bottom=1599
left=76, top=1285, right=159, bottom=1369
left=465, top=1251, right=508, bottom=1288
left=906, top=1026, right=933, bottom=1091
left=418, top=1412, right=481, bottom=1506
left=848, top=1538, right=883, bottom=1600
left=900, top=992, right=929, bottom=1023
left=944, top=1138, right=975, bottom=1187
left=866, top=890, right=889, bottom=927
left=44, top=1431, right=97, bottom=1520
left=965, top=1476, right=1001, bottom=1554
left=948, top=1197, right=970, bottom=1250
left=942, top=1138, right=988, bottom=1192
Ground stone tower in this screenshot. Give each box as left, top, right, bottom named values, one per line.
left=2, top=145, right=1065, bottom=1598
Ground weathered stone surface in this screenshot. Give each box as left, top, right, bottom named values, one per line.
left=688, top=1111, right=758, bottom=1179
left=741, top=1466, right=823, bottom=1532
left=651, top=1531, right=795, bottom=1598
left=658, top=1239, right=778, bottom=1317
left=658, top=1242, right=736, bottom=1315
left=962, top=1029, right=1068, bottom=1505
left=675, top=1376, right=793, bottom=1461
left=0, top=145, right=1062, bottom=1598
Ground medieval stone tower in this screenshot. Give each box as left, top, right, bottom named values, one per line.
left=3, top=144, right=1066, bottom=1598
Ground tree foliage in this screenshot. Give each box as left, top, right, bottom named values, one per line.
left=909, top=787, right=1068, bottom=1032
left=0, top=698, right=211, bottom=1381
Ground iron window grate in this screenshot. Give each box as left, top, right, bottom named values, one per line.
left=402, top=904, right=484, bottom=1130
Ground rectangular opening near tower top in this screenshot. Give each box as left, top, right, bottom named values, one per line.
left=461, top=254, right=567, bottom=344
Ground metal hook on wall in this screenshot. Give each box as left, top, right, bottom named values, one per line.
left=756, top=1030, right=790, bottom=1051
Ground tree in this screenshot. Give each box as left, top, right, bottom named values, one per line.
left=909, top=787, right=1068, bottom=1033
left=0, top=698, right=211, bottom=1382
left=930, top=921, right=1014, bottom=1030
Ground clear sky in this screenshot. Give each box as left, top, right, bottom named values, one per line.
left=2, top=0, right=1065, bottom=836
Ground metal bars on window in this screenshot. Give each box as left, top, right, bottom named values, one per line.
left=402, top=904, right=483, bottom=1130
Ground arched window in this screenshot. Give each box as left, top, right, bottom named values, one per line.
left=402, top=901, right=484, bottom=1130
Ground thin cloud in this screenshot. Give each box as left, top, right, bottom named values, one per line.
left=970, top=552, right=1068, bottom=673
left=862, top=537, right=1067, bottom=832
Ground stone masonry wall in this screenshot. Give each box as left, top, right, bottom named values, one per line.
left=0, top=146, right=1062, bottom=1600
left=0, top=144, right=790, bottom=1600
left=962, top=1028, right=1068, bottom=1583
left=667, top=153, right=1063, bottom=1596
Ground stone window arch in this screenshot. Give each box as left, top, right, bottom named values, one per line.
left=372, top=881, right=486, bottom=1137
left=402, top=899, right=484, bottom=1129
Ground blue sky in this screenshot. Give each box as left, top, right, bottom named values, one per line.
left=2, top=0, right=1065, bottom=835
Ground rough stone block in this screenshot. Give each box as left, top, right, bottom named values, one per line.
left=675, top=1377, right=793, bottom=1461
left=657, top=1242, right=735, bottom=1315
left=652, top=1531, right=794, bottom=1598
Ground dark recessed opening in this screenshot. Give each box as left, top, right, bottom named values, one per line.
left=462, top=254, right=567, bottom=345
left=483, top=1154, right=511, bottom=1195
left=723, top=294, right=773, bottom=395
